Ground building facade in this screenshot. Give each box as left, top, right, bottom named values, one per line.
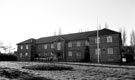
left=16, top=28, right=122, bottom=63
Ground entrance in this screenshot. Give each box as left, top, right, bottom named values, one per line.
left=55, top=51, right=64, bottom=61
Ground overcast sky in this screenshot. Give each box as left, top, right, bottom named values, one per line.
left=0, top=0, right=135, bottom=51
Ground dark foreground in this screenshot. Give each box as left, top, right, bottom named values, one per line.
left=0, top=61, right=135, bottom=80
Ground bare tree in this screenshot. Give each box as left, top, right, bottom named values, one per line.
left=58, top=27, right=62, bottom=35
left=79, top=28, right=83, bottom=32
left=105, top=23, right=109, bottom=29
left=99, top=24, right=101, bottom=30
left=0, top=41, right=8, bottom=53
left=119, top=27, right=127, bottom=46
left=130, top=30, right=135, bottom=47
left=53, top=30, right=56, bottom=36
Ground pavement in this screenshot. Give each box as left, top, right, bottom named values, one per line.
left=58, top=62, right=135, bottom=69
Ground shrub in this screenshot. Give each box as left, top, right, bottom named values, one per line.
left=22, top=64, right=73, bottom=71
left=0, top=53, right=17, bottom=61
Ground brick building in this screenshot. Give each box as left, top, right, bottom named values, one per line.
left=16, top=28, right=122, bottom=63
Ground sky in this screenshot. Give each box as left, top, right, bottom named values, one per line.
left=0, top=0, right=135, bottom=52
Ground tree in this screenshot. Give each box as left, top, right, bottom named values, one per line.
left=58, top=27, right=62, bottom=35
left=119, top=27, right=127, bottom=46
left=99, top=24, right=101, bottom=30
left=53, top=30, right=56, bottom=36
left=130, top=30, right=135, bottom=47
left=0, top=41, right=8, bottom=53
left=105, top=23, right=109, bottom=29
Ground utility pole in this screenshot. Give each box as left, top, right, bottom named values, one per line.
left=97, top=17, right=100, bottom=64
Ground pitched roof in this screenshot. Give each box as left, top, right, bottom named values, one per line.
left=36, top=30, right=96, bottom=44
left=17, top=38, right=36, bottom=45
left=89, top=28, right=120, bottom=37
left=17, top=28, right=120, bottom=44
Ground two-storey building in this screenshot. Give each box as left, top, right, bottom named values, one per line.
left=16, top=28, right=122, bottom=63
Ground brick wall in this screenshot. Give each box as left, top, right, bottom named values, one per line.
left=89, top=34, right=121, bottom=63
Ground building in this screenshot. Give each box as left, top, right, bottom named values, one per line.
left=16, top=28, right=122, bottom=63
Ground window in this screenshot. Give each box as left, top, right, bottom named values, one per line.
left=20, top=53, right=22, bottom=57
left=95, top=37, right=100, bottom=43
left=44, top=44, right=47, bottom=49
left=108, top=48, right=113, bottom=54
left=51, top=44, right=54, bottom=48
left=76, top=41, right=81, bottom=47
left=25, top=53, right=28, bottom=56
left=68, top=51, right=72, bottom=56
left=95, top=48, right=101, bottom=55
left=107, top=36, right=112, bottom=43
left=26, top=45, right=29, bottom=49
left=68, top=42, right=72, bottom=47
left=57, top=42, right=61, bottom=50
left=20, top=46, right=23, bottom=49
left=85, top=40, right=89, bottom=46
left=76, top=52, right=81, bottom=57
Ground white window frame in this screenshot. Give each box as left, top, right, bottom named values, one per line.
left=68, top=51, right=72, bottom=57
left=26, top=45, right=29, bottom=49
left=107, top=36, right=112, bottom=43
left=68, top=42, right=72, bottom=47
left=20, top=46, right=23, bottom=49
left=108, top=48, right=113, bottom=54
left=51, top=43, right=54, bottom=48
left=57, top=42, right=61, bottom=50
left=95, top=37, right=100, bottom=43
left=44, top=44, right=47, bottom=49
left=76, top=41, right=81, bottom=47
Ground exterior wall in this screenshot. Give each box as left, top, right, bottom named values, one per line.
left=89, top=34, right=121, bottom=63
left=66, top=40, right=89, bottom=62
left=36, top=41, right=66, bottom=61
left=36, top=39, right=89, bottom=62
left=17, top=44, right=32, bottom=61
left=16, top=30, right=122, bottom=63
left=17, top=40, right=36, bottom=61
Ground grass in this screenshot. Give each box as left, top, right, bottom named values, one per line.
left=0, top=67, right=54, bottom=80
left=22, top=64, right=74, bottom=71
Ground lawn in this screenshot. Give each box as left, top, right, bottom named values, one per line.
left=0, top=61, right=135, bottom=80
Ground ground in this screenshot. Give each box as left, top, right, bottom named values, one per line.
left=0, top=61, right=135, bottom=80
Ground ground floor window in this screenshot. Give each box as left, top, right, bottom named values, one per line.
left=20, top=53, right=22, bottom=57
left=76, top=52, right=81, bottom=57
left=108, top=48, right=113, bottom=54
left=25, top=53, right=28, bottom=56
left=95, top=48, right=101, bottom=55
left=68, top=51, right=72, bottom=57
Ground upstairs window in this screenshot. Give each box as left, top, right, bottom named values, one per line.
left=107, top=36, right=112, bottom=43
left=68, top=42, right=72, bottom=47
left=57, top=42, right=61, bottom=50
left=51, top=43, right=54, bottom=48
left=68, top=51, right=72, bottom=57
left=95, top=37, right=100, bottom=44
left=108, top=48, right=113, bottom=54
left=76, top=41, right=81, bottom=47
left=20, top=46, right=23, bottom=50
left=44, top=44, right=47, bottom=49
left=26, top=45, right=29, bottom=49
left=85, top=40, right=89, bottom=46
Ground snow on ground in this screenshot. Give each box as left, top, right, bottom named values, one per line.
left=0, top=61, right=135, bottom=80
